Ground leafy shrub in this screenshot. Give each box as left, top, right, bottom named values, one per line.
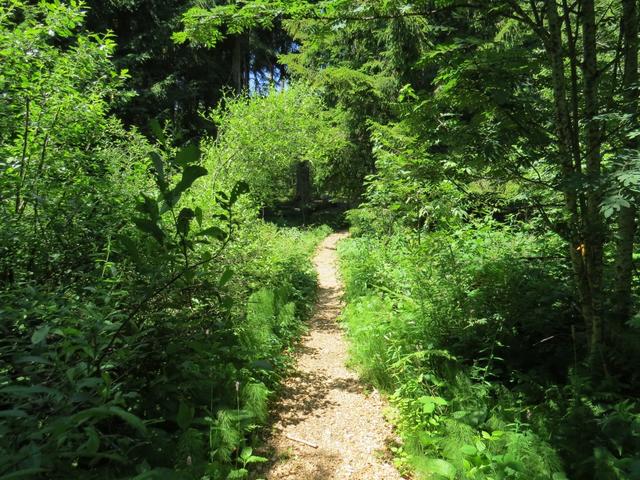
left=0, top=218, right=327, bottom=478
left=201, top=85, right=348, bottom=207
left=338, top=224, right=572, bottom=479
left=0, top=4, right=331, bottom=478
left=340, top=217, right=640, bottom=478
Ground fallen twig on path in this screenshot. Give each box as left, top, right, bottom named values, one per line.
left=285, top=433, right=318, bottom=449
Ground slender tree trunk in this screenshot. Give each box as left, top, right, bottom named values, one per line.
left=243, top=45, right=250, bottom=91
left=16, top=97, right=30, bottom=215
left=232, top=35, right=248, bottom=92
left=296, top=161, right=312, bottom=225
left=544, top=0, right=595, bottom=343
left=582, top=0, right=605, bottom=359
left=612, top=0, right=639, bottom=326
left=562, top=0, right=582, bottom=172
left=562, top=0, right=589, bottom=234
left=232, top=36, right=242, bottom=92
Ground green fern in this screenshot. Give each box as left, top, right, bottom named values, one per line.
left=439, top=419, right=477, bottom=468
left=275, top=301, right=296, bottom=334
left=496, top=431, right=565, bottom=479
left=175, top=428, right=206, bottom=470
left=242, top=382, right=270, bottom=424
left=210, top=409, right=242, bottom=463
left=239, top=289, right=277, bottom=355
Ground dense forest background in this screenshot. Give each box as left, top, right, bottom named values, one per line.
left=1, top=0, right=640, bottom=479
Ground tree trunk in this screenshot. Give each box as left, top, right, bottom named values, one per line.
left=296, top=161, right=312, bottom=225
left=561, top=0, right=582, bottom=173
left=232, top=35, right=248, bottom=92
left=544, top=0, right=592, bottom=334
left=582, top=0, right=605, bottom=360
left=612, top=0, right=639, bottom=327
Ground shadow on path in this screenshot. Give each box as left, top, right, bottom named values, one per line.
left=253, top=232, right=403, bottom=480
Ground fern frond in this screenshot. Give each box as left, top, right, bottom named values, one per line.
left=242, top=382, right=270, bottom=424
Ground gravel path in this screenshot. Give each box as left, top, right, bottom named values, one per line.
left=258, top=232, right=404, bottom=480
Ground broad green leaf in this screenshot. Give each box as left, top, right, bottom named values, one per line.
left=418, top=395, right=446, bottom=414
left=13, top=355, right=52, bottom=365
left=177, top=208, right=195, bottom=237
left=0, top=385, right=60, bottom=396
left=0, top=409, right=28, bottom=418
left=167, top=165, right=208, bottom=207
left=428, top=396, right=448, bottom=406
left=422, top=459, right=456, bottom=479
left=240, top=447, right=253, bottom=460
left=461, top=444, right=477, bottom=456
left=31, top=325, right=50, bottom=344
left=134, top=218, right=165, bottom=244
left=72, top=406, right=148, bottom=435
left=226, top=469, right=249, bottom=480
left=230, top=180, right=249, bottom=204
left=219, top=268, right=234, bottom=287
left=196, top=226, right=227, bottom=241
left=178, top=165, right=208, bottom=191
left=175, top=143, right=201, bottom=167
left=422, top=401, right=435, bottom=414
left=149, top=152, right=167, bottom=192
left=245, top=455, right=268, bottom=464
left=80, top=427, right=100, bottom=455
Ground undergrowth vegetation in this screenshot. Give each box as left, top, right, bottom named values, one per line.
left=2, top=214, right=326, bottom=479
left=339, top=218, right=640, bottom=479
left=4, top=0, right=640, bottom=478
left=0, top=3, right=331, bottom=477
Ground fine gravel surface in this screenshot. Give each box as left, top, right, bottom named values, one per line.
left=257, top=232, right=404, bottom=480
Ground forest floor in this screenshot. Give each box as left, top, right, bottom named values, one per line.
left=255, top=232, right=404, bottom=480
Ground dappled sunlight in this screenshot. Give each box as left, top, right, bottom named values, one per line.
left=259, top=233, right=403, bottom=480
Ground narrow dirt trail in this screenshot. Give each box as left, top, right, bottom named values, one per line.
left=258, top=232, right=404, bottom=480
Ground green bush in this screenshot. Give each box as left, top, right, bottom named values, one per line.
left=338, top=224, right=571, bottom=479
left=0, top=218, right=327, bottom=479
left=201, top=85, right=348, bottom=207
left=340, top=216, right=640, bottom=478
left=0, top=4, right=332, bottom=478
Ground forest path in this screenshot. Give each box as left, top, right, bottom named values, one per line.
left=257, top=232, right=403, bottom=480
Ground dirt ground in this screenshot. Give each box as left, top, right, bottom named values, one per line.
left=256, top=232, right=404, bottom=480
